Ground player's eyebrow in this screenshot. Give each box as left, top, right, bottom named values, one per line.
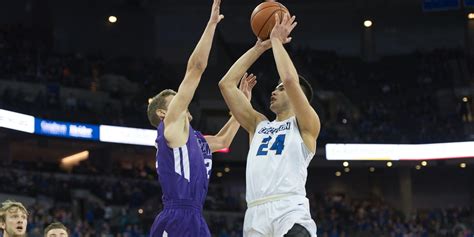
left=275, top=84, right=284, bottom=90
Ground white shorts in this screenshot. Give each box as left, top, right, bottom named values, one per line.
left=243, top=195, right=317, bottom=237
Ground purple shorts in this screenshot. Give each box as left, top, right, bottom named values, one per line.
left=149, top=200, right=210, bottom=237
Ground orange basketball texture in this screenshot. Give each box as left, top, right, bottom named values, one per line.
left=250, top=2, right=290, bottom=40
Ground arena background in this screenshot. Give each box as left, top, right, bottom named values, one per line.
left=1, top=0, right=474, bottom=236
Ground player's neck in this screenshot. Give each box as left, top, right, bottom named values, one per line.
left=275, top=110, right=294, bottom=121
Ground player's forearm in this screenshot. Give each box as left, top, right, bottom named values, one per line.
left=219, top=46, right=265, bottom=88
left=271, top=38, right=298, bottom=83
left=187, top=22, right=218, bottom=73
left=168, top=77, right=200, bottom=116
left=214, top=116, right=240, bottom=148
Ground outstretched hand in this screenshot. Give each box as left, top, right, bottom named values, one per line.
left=255, top=38, right=272, bottom=51
left=239, top=72, right=257, bottom=101
left=209, top=0, right=224, bottom=24
left=269, top=13, right=297, bottom=44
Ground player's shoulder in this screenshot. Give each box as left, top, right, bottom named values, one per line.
left=194, top=129, right=207, bottom=142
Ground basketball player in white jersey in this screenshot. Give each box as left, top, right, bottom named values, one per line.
left=218, top=13, right=320, bottom=237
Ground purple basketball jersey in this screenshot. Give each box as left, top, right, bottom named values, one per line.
left=155, top=122, right=212, bottom=204
left=149, top=122, right=212, bottom=237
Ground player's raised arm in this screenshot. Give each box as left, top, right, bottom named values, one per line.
left=163, top=0, right=223, bottom=144
left=269, top=13, right=320, bottom=153
left=218, top=40, right=269, bottom=134
left=205, top=74, right=257, bottom=152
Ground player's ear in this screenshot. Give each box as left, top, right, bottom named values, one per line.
left=157, top=109, right=166, bottom=120
left=0, top=221, right=5, bottom=230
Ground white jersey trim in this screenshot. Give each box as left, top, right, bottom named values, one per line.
left=173, top=148, right=181, bottom=176
left=247, top=193, right=298, bottom=208
left=172, top=145, right=190, bottom=182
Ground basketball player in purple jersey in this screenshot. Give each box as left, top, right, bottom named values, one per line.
left=146, top=0, right=256, bottom=236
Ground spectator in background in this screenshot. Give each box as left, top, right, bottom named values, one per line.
left=0, top=200, right=28, bottom=237
left=44, top=222, right=68, bottom=237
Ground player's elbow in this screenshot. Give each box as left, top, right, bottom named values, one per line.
left=220, top=139, right=232, bottom=151
left=187, top=59, right=206, bottom=73
left=220, top=133, right=234, bottom=148
left=212, top=138, right=229, bottom=152
left=218, top=79, right=231, bottom=90
left=218, top=80, right=226, bottom=89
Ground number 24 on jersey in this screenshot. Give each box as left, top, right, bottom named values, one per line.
left=256, top=134, right=286, bottom=156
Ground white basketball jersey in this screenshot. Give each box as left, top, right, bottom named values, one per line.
left=246, top=116, right=315, bottom=203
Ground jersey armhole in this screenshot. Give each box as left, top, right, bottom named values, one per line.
left=300, top=142, right=315, bottom=165
left=163, top=121, right=192, bottom=149
left=293, top=117, right=315, bottom=164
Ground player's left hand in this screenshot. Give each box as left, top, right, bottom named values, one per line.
left=209, top=0, right=224, bottom=24
left=269, top=13, right=296, bottom=44
left=239, top=72, right=257, bottom=101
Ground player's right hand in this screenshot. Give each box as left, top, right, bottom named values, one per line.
left=269, top=13, right=296, bottom=44
left=209, top=0, right=224, bottom=25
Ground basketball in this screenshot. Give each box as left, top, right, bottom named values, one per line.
left=250, top=1, right=290, bottom=40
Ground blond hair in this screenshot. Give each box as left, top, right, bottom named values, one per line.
left=147, top=89, right=177, bottom=127
left=0, top=200, right=28, bottom=225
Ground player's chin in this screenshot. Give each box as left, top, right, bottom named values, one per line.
left=269, top=104, right=277, bottom=113
left=15, top=229, right=26, bottom=235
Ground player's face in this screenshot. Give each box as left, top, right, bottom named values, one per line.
left=270, top=83, right=290, bottom=113
left=164, top=95, right=193, bottom=121
left=46, top=228, right=68, bottom=237
left=1, top=208, right=27, bottom=237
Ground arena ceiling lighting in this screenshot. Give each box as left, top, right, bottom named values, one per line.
left=363, top=20, right=373, bottom=28
left=468, top=13, right=474, bottom=20
left=61, top=151, right=89, bottom=166
left=108, top=15, right=118, bottom=23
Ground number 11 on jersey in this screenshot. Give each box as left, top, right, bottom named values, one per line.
left=256, top=134, right=286, bottom=156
